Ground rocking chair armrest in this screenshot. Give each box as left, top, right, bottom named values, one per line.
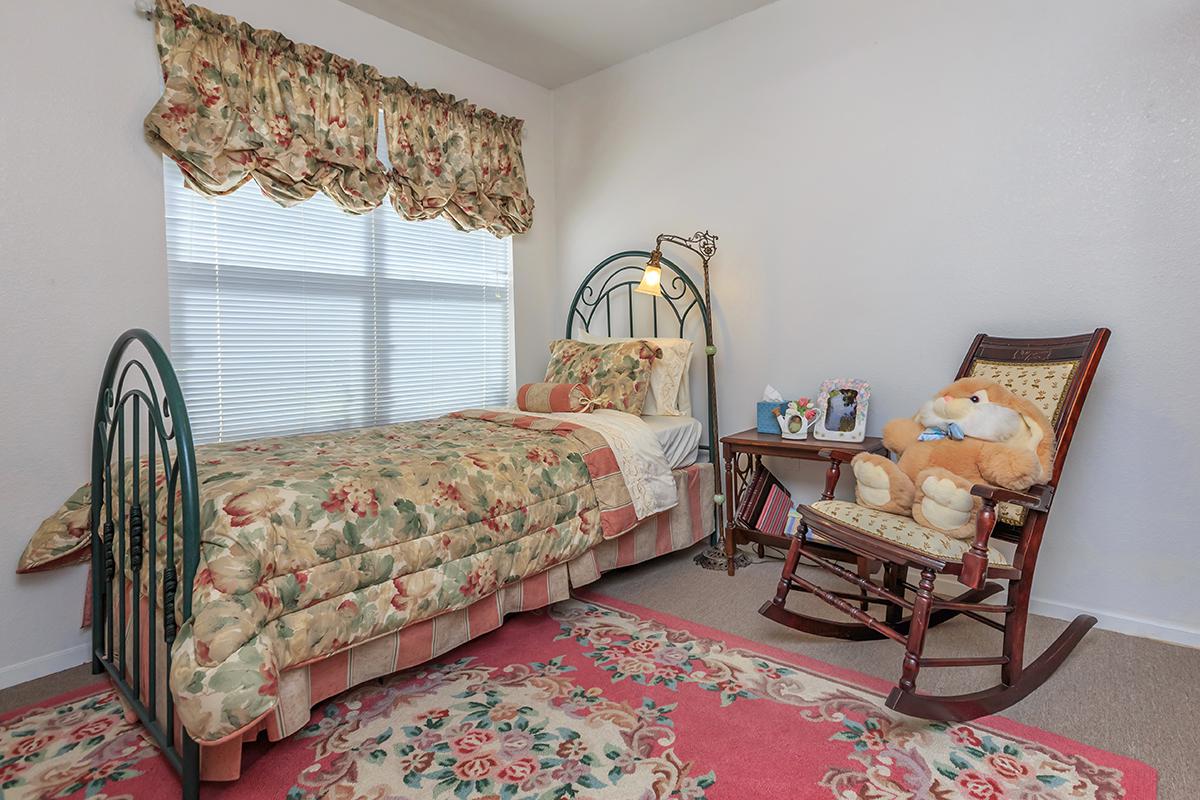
left=969, top=483, right=1054, bottom=512
left=958, top=498, right=1000, bottom=590
left=960, top=483, right=1052, bottom=588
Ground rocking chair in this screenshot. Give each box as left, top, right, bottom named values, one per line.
left=760, top=329, right=1110, bottom=721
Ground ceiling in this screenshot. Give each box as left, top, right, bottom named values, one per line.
left=337, top=0, right=778, bottom=88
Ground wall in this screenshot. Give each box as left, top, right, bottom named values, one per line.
left=554, top=0, right=1200, bottom=644
left=0, top=0, right=556, bottom=686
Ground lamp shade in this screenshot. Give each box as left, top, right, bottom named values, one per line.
left=634, top=251, right=663, bottom=296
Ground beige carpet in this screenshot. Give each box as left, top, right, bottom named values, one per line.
left=3, top=543, right=1194, bottom=798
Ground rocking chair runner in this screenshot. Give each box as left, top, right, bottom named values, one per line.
left=759, top=329, right=1110, bottom=722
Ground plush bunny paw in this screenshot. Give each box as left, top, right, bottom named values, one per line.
left=850, top=453, right=914, bottom=514
left=912, top=467, right=978, bottom=539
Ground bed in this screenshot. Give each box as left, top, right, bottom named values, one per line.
left=20, top=250, right=720, bottom=798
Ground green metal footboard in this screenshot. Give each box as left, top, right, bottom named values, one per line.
left=90, top=329, right=201, bottom=800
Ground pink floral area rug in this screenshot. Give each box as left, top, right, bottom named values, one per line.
left=0, top=594, right=1155, bottom=799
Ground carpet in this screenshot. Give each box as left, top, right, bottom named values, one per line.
left=0, top=594, right=1156, bottom=799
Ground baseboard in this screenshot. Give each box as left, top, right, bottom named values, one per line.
left=0, top=644, right=91, bottom=691
left=1030, top=597, right=1200, bottom=649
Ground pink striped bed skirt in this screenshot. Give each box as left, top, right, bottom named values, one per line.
left=195, top=462, right=712, bottom=780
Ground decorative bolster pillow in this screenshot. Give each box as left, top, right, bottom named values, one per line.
left=517, top=382, right=595, bottom=413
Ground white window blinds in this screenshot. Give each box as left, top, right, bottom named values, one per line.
left=164, top=159, right=514, bottom=445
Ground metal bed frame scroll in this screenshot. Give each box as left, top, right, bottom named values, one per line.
left=90, top=328, right=201, bottom=798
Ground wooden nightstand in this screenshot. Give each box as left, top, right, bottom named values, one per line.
left=720, top=428, right=887, bottom=577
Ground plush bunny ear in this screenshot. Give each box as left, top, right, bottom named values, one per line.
left=958, top=404, right=1023, bottom=441
left=996, top=387, right=1056, bottom=479
left=1021, top=413, right=1045, bottom=449
left=1021, top=412, right=1055, bottom=480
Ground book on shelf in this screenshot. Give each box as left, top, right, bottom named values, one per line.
left=734, top=466, right=767, bottom=527
left=735, top=465, right=789, bottom=531
left=756, top=483, right=793, bottom=536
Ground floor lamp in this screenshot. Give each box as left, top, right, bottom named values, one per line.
left=634, top=231, right=750, bottom=572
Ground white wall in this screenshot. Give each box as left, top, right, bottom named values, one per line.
left=554, top=0, right=1200, bottom=644
left=2, top=0, right=1197, bottom=689
left=0, top=0, right=556, bottom=686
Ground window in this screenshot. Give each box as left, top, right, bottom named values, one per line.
left=164, top=159, right=514, bottom=444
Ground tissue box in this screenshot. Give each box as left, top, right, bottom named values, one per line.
left=756, top=402, right=785, bottom=434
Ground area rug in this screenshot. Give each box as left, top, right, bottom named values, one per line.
left=0, top=594, right=1156, bottom=799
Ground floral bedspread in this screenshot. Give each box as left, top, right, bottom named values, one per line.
left=24, top=410, right=650, bottom=742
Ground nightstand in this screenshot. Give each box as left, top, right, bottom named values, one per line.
left=720, top=428, right=887, bottom=577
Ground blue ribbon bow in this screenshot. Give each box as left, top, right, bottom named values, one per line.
left=918, top=422, right=965, bottom=441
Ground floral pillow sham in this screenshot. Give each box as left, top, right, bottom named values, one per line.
left=544, top=339, right=658, bottom=415
left=576, top=333, right=693, bottom=416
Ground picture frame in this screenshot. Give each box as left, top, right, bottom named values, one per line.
left=812, top=378, right=870, bottom=442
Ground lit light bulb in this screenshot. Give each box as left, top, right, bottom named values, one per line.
left=635, top=251, right=663, bottom=297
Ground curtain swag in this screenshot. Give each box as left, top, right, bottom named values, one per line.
left=144, top=0, right=533, bottom=237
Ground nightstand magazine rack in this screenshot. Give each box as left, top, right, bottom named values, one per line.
left=720, top=430, right=887, bottom=577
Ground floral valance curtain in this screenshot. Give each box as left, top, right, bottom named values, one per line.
left=144, top=0, right=533, bottom=237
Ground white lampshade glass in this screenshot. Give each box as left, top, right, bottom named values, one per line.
left=635, top=264, right=663, bottom=296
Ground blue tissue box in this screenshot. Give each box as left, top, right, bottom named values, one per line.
left=756, top=401, right=785, bottom=434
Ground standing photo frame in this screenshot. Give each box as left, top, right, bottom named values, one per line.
left=812, top=378, right=870, bottom=442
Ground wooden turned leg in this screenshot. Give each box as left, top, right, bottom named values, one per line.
left=725, top=525, right=737, bottom=577
left=883, top=564, right=906, bottom=626
left=899, top=568, right=936, bottom=693
left=1002, top=576, right=1032, bottom=687
left=770, top=529, right=804, bottom=607
left=856, top=558, right=871, bottom=611
left=822, top=458, right=842, bottom=501
left=722, top=444, right=737, bottom=576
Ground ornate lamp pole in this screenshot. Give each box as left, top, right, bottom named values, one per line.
left=636, top=231, right=749, bottom=571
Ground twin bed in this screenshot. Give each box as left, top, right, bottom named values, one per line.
left=21, top=251, right=719, bottom=798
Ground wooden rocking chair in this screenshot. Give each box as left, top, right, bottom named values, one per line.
left=760, top=329, right=1110, bottom=721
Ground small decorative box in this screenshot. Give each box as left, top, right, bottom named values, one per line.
left=756, top=401, right=785, bottom=434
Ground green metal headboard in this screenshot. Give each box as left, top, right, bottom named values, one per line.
left=565, top=251, right=720, bottom=522
left=566, top=250, right=712, bottom=343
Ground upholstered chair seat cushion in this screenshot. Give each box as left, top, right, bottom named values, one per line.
left=806, top=500, right=1010, bottom=566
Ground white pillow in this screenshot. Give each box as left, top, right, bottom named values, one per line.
left=577, top=332, right=693, bottom=416
left=677, top=352, right=693, bottom=417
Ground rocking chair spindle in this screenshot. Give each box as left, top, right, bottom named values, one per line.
left=759, top=329, right=1110, bottom=721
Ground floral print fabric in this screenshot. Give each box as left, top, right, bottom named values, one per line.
left=544, top=339, right=658, bottom=415
left=23, top=411, right=645, bottom=743
left=807, top=500, right=1010, bottom=565
left=0, top=596, right=1150, bottom=799
left=382, top=79, right=533, bottom=237
left=551, top=599, right=1137, bottom=800
left=144, top=0, right=532, bottom=236
left=17, top=483, right=91, bottom=573
left=291, top=655, right=712, bottom=800
left=0, top=689, right=161, bottom=797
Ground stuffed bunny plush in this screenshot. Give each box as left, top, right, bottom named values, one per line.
left=850, top=377, right=1055, bottom=538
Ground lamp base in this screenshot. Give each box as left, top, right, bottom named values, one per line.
left=693, top=545, right=752, bottom=572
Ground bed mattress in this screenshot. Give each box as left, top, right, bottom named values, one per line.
left=641, top=414, right=703, bottom=469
